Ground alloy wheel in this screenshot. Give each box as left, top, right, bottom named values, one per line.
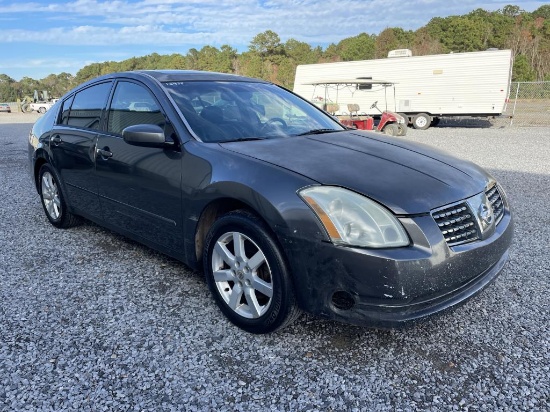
left=41, top=171, right=61, bottom=220
left=211, top=231, right=273, bottom=319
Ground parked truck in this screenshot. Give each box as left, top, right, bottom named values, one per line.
left=20, top=98, right=58, bottom=114
left=27, top=100, right=56, bottom=113
left=293, top=49, right=513, bottom=130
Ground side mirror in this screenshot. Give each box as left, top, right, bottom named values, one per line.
left=122, top=124, right=166, bottom=147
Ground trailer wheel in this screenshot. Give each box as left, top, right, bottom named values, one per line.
left=413, top=113, right=431, bottom=130
left=383, top=123, right=399, bottom=136
left=398, top=113, right=409, bottom=125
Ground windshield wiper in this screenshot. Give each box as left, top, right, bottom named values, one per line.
left=222, top=137, right=266, bottom=143
left=295, top=129, right=341, bottom=136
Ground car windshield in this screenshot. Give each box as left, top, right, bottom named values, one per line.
left=163, top=81, right=344, bottom=143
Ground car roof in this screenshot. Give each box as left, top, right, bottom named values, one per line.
left=136, top=70, right=268, bottom=84
left=62, top=70, right=272, bottom=102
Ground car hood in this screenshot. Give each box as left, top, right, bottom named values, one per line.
left=221, top=131, right=492, bottom=215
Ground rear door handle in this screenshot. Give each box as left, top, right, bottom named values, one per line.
left=96, top=148, right=113, bottom=159
left=51, top=135, right=62, bottom=145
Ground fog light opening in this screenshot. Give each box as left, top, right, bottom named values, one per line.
left=331, top=291, right=355, bottom=311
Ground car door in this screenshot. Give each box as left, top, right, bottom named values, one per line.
left=95, top=80, right=184, bottom=252
left=49, top=81, right=113, bottom=217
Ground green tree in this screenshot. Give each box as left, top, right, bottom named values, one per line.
left=196, top=45, right=220, bottom=71
left=429, top=16, right=490, bottom=52
left=284, top=38, right=321, bottom=64
left=532, top=4, right=550, bottom=20
left=75, top=63, right=105, bottom=84
left=236, top=52, right=266, bottom=79
left=322, top=43, right=342, bottom=62
left=249, top=30, right=283, bottom=57
left=513, top=54, right=536, bottom=80
left=412, top=27, right=444, bottom=55
left=339, top=33, right=376, bottom=61
left=10, top=4, right=550, bottom=93
left=0, top=74, right=17, bottom=102
left=167, top=53, right=188, bottom=69
left=186, top=48, right=200, bottom=70
left=217, top=45, right=238, bottom=73
left=375, top=28, right=413, bottom=58
left=502, top=4, right=523, bottom=17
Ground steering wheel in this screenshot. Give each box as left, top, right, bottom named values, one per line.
left=263, top=117, right=287, bottom=128
left=260, top=117, right=288, bottom=134
left=370, top=101, right=378, bottom=109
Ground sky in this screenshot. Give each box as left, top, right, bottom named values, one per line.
left=0, top=0, right=546, bottom=81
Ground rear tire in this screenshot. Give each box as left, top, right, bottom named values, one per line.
left=383, top=123, right=399, bottom=136
left=38, top=107, right=46, bottom=114
left=203, top=210, right=300, bottom=334
left=38, top=164, right=80, bottom=228
left=413, top=113, right=431, bottom=130
left=396, top=123, right=407, bottom=136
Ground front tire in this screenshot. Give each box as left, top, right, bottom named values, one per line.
left=203, top=210, right=300, bottom=334
left=38, top=164, right=79, bottom=228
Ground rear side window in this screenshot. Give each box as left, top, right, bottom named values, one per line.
left=66, top=82, right=112, bottom=130
left=107, top=81, right=165, bottom=136
left=59, top=96, right=74, bottom=125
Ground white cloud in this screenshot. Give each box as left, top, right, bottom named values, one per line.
left=0, top=0, right=546, bottom=80
left=0, top=0, right=547, bottom=49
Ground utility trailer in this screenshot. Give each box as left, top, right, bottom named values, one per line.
left=293, top=49, right=513, bottom=130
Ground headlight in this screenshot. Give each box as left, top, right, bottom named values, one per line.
left=299, top=186, right=409, bottom=248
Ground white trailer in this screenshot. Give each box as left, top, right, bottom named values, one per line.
left=293, top=49, right=513, bottom=129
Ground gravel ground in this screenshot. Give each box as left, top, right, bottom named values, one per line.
left=1, top=119, right=549, bottom=411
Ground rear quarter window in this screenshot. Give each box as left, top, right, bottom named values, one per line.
left=66, top=82, right=113, bottom=130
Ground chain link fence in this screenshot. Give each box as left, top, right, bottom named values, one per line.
left=503, top=81, right=550, bottom=127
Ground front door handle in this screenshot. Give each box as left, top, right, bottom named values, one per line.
left=96, top=148, right=113, bottom=159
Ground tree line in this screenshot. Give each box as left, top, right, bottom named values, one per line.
left=1, top=4, right=548, bottom=102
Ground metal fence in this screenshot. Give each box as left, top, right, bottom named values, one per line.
left=504, top=81, right=550, bottom=127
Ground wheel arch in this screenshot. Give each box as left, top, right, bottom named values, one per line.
left=194, top=196, right=287, bottom=269
left=33, top=155, right=49, bottom=192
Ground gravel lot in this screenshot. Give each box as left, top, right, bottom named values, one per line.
left=1, top=116, right=548, bottom=411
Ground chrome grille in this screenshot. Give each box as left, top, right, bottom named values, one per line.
left=486, top=184, right=504, bottom=225
left=432, top=203, right=479, bottom=246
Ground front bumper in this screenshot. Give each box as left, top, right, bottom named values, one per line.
left=280, top=208, right=513, bottom=328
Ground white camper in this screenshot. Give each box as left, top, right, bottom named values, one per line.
left=293, top=49, right=513, bottom=129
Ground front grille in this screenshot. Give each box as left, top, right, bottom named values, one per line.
left=486, top=184, right=504, bottom=225
left=432, top=203, right=479, bottom=246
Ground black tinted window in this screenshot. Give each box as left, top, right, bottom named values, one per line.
left=59, top=95, right=74, bottom=125
left=107, top=81, right=165, bottom=135
left=67, top=82, right=112, bottom=130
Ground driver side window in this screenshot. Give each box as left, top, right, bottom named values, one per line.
left=107, top=81, right=165, bottom=136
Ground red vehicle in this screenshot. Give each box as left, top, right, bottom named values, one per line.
left=304, top=79, right=407, bottom=136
